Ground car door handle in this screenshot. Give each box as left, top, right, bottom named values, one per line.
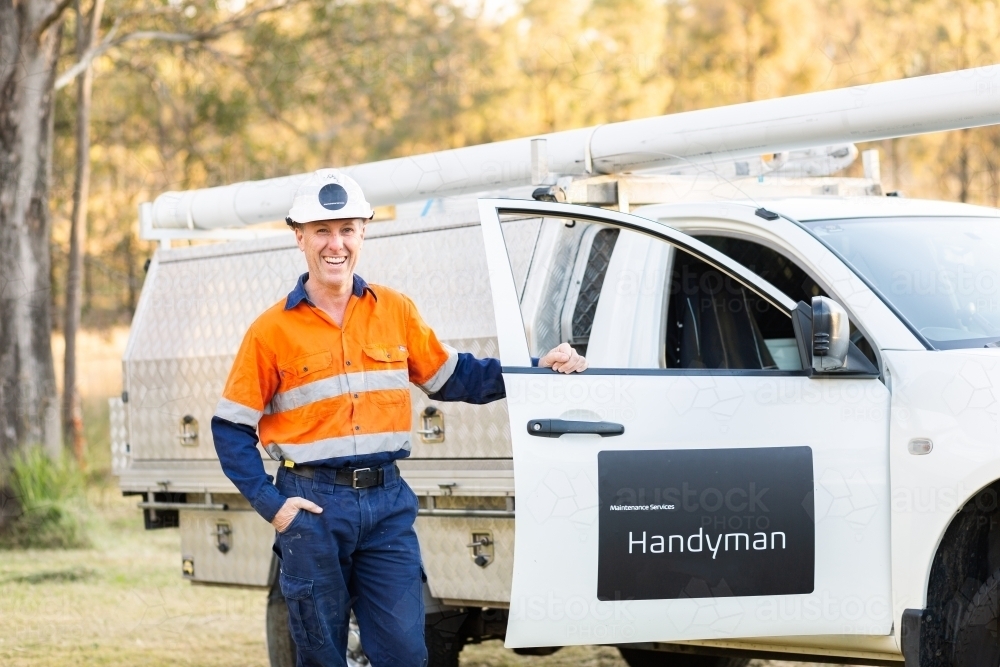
left=526, top=419, right=625, bottom=438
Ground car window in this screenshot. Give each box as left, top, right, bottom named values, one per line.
left=500, top=216, right=544, bottom=300
left=664, top=247, right=799, bottom=370
left=696, top=235, right=824, bottom=302
left=564, top=227, right=620, bottom=356
left=503, top=213, right=802, bottom=371
left=803, top=216, right=1000, bottom=350
left=696, top=235, right=878, bottom=367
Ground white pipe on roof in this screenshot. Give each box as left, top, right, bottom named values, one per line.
left=149, top=64, right=1000, bottom=230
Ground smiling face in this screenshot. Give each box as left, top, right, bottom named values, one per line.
left=294, top=218, right=366, bottom=295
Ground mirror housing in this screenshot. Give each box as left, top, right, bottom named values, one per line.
left=811, top=296, right=850, bottom=371
left=791, top=297, right=879, bottom=377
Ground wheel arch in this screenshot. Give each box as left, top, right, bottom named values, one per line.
left=918, top=478, right=1000, bottom=663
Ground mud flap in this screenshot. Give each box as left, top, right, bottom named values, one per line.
left=901, top=608, right=931, bottom=666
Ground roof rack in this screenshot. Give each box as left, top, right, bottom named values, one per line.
left=141, top=65, right=1000, bottom=243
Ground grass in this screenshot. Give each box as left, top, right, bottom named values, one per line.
left=82, top=396, right=114, bottom=486
left=0, top=447, right=90, bottom=550
left=0, top=392, right=115, bottom=550
left=0, top=397, right=270, bottom=666
left=462, top=644, right=629, bottom=667
left=0, top=487, right=269, bottom=667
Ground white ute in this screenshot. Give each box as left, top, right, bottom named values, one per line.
left=114, top=66, right=1000, bottom=667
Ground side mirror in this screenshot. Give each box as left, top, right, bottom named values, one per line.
left=811, top=296, right=850, bottom=371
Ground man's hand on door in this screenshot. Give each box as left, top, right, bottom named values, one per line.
left=539, top=342, right=588, bottom=374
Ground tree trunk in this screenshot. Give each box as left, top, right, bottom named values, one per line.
left=0, top=1, right=68, bottom=463
left=63, top=0, right=105, bottom=464
left=125, top=231, right=137, bottom=314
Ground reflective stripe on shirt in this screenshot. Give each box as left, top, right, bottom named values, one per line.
left=419, top=345, right=459, bottom=394
left=266, top=369, right=409, bottom=414
left=264, top=431, right=411, bottom=463
left=215, top=397, right=263, bottom=427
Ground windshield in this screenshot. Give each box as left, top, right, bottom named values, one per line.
left=803, top=216, right=1000, bottom=350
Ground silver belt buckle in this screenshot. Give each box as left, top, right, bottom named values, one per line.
left=352, top=467, right=372, bottom=489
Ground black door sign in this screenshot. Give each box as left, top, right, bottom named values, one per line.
left=597, top=446, right=815, bottom=601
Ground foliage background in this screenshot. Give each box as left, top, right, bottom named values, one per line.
left=47, top=0, right=1000, bottom=330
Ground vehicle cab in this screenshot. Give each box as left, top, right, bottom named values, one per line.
left=480, top=194, right=1000, bottom=666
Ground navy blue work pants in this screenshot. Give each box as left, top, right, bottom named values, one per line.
left=274, top=464, right=427, bottom=667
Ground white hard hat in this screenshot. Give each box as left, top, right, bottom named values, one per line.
left=286, top=168, right=374, bottom=225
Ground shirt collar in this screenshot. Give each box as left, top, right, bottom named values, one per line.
left=284, top=273, right=376, bottom=310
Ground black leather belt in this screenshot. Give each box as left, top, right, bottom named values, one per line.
left=286, top=463, right=389, bottom=489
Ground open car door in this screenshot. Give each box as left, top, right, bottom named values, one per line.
left=479, top=199, right=891, bottom=648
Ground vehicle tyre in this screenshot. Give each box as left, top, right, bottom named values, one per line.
left=954, top=568, right=1000, bottom=666
left=425, top=611, right=468, bottom=667
left=618, top=647, right=749, bottom=667
left=266, top=572, right=297, bottom=667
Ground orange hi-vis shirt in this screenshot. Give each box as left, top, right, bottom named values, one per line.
left=215, top=274, right=458, bottom=465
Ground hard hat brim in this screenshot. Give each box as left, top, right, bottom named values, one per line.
left=285, top=211, right=374, bottom=226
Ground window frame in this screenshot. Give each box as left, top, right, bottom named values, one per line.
left=484, top=200, right=806, bottom=376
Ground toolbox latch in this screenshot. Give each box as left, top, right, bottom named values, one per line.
left=467, top=531, right=493, bottom=568
left=215, top=520, right=232, bottom=554
left=417, top=406, right=445, bottom=443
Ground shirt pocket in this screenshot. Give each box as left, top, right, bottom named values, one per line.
left=362, top=345, right=409, bottom=365
left=362, top=345, right=410, bottom=404
left=279, top=350, right=333, bottom=385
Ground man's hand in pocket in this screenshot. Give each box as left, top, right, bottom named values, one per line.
left=272, top=497, right=323, bottom=533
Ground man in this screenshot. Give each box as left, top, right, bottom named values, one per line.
left=211, top=168, right=587, bottom=667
